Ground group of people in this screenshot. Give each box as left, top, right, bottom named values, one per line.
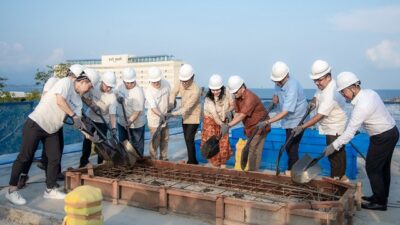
left=5, top=60, right=398, bottom=212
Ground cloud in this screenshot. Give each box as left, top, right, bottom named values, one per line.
left=0, top=41, right=65, bottom=71
left=0, top=41, right=32, bottom=67
left=366, top=40, right=400, bottom=68
left=44, top=48, right=65, bottom=65
left=331, top=6, right=400, bottom=33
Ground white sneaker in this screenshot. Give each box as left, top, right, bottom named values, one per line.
left=6, top=189, right=27, bottom=205
left=43, top=188, right=66, bottom=200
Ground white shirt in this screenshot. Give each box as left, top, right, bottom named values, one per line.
left=42, top=77, right=59, bottom=94
left=86, top=84, right=117, bottom=124
left=145, top=79, right=171, bottom=128
left=333, top=89, right=396, bottom=150
left=314, top=79, right=347, bottom=135
left=29, top=78, right=82, bottom=134
left=115, top=84, right=145, bottom=128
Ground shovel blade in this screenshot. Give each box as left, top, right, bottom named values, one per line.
left=122, top=140, right=142, bottom=165
left=291, top=154, right=321, bottom=184
left=201, top=136, right=220, bottom=159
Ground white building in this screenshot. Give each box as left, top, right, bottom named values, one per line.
left=67, top=54, right=184, bottom=90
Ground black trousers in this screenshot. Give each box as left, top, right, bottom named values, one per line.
left=326, top=135, right=346, bottom=178
left=366, top=126, right=399, bottom=205
left=182, top=123, right=199, bottom=164
left=285, top=128, right=304, bottom=170
left=9, top=118, right=61, bottom=189
left=39, top=127, right=64, bottom=174
left=80, top=122, right=108, bottom=167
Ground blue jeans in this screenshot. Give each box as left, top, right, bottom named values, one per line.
left=118, top=124, right=145, bottom=155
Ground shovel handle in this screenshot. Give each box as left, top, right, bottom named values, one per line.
left=275, top=101, right=315, bottom=175
left=350, top=141, right=366, bottom=160
left=119, top=98, right=133, bottom=142
left=240, top=102, right=275, bottom=170
left=304, top=152, right=325, bottom=171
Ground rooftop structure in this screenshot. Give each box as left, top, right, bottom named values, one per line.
left=67, top=54, right=184, bottom=90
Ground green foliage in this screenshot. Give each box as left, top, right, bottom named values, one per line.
left=34, top=65, right=53, bottom=86
left=0, top=76, right=7, bottom=93
left=34, top=63, right=71, bottom=86
left=25, top=89, right=41, bottom=101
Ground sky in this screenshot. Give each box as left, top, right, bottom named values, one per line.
left=0, top=0, right=399, bottom=89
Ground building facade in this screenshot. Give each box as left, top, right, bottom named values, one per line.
left=67, top=54, right=184, bottom=90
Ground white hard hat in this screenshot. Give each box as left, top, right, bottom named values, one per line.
left=336, top=72, right=360, bottom=91
left=179, top=64, right=194, bottom=81
left=228, top=75, right=244, bottom=94
left=208, top=74, right=223, bottom=90
left=102, top=71, right=116, bottom=88
left=69, top=64, right=84, bottom=77
left=83, top=68, right=100, bottom=86
left=148, top=67, right=162, bottom=82
left=271, top=61, right=289, bottom=82
left=310, top=60, right=331, bottom=80
left=122, top=68, right=136, bottom=83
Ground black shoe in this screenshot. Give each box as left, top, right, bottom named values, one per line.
left=37, top=162, right=45, bottom=170
left=362, top=196, right=373, bottom=202
left=361, top=202, right=387, bottom=211
left=17, top=174, right=29, bottom=189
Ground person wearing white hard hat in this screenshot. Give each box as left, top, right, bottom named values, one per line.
left=80, top=71, right=118, bottom=168
left=145, top=67, right=171, bottom=160
left=34, top=66, right=74, bottom=179
left=322, top=72, right=399, bottom=211
left=225, top=75, right=270, bottom=171
left=169, top=64, right=201, bottom=164
left=19, top=64, right=96, bottom=189
left=291, top=60, right=348, bottom=181
left=6, top=66, right=94, bottom=205
left=201, top=74, right=235, bottom=168
left=257, top=61, right=308, bottom=175
left=115, top=68, right=145, bottom=155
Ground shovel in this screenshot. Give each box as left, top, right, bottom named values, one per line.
left=118, top=97, right=143, bottom=161
left=85, top=103, right=132, bottom=166
left=291, top=133, right=366, bottom=184
left=275, top=101, right=316, bottom=176
left=291, top=152, right=324, bottom=183
left=240, top=102, right=275, bottom=170
left=79, top=113, right=126, bottom=165
left=151, top=110, right=172, bottom=151
left=201, top=133, right=222, bottom=159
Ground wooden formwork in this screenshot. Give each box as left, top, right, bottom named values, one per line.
left=65, top=160, right=361, bottom=225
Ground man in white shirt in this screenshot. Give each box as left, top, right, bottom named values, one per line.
left=116, top=68, right=145, bottom=155
left=34, top=66, right=75, bottom=180
left=292, top=60, right=348, bottom=180
left=323, top=72, right=399, bottom=211
left=80, top=71, right=117, bottom=167
left=145, top=67, right=171, bottom=160
left=6, top=68, right=94, bottom=205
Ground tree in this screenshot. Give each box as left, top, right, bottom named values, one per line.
left=0, top=76, right=7, bottom=93
left=34, top=63, right=70, bottom=86
left=34, top=65, right=53, bottom=86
